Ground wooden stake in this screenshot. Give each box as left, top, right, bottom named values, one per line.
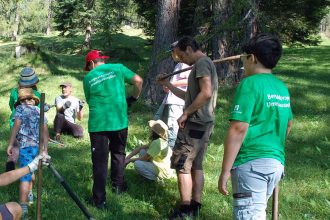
left=37, top=93, right=45, bottom=220
left=272, top=184, right=279, bottom=220
left=160, top=54, right=241, bottom=80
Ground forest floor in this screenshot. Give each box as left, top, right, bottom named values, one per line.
left=0, top=29, right=329, bottom=219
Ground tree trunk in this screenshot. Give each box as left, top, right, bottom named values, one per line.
left=12, top=3, right=19, bottom=41
left=81, top=0, right=95, bottom=50
left=46, top=0, right=52, bottom=35
left=143, top=0, right=181, bottom=104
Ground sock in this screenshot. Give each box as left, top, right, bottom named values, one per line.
left=5, top=161, right=15, bottom=172
left=21, top=203, right=28, bottom=220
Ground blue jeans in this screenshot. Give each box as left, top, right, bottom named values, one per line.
left=231, top=158, right=284, bottom=220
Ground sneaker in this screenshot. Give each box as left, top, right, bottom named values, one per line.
left=190, top=200, right=202, bottom=217
left=169, top=204, right=192, bottom=220
left=86, top=197, right=106, bottom=210
left=54, top=134, right=61, bottom=142
left=111, top=182, right=128, bottom=194
left=28, top=191, right=34, bottom=205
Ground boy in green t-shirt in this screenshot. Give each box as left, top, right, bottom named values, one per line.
left=218, top=33, right=293, bottom=219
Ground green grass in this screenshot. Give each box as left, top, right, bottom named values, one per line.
left=0, top=30, right=329, bottom=219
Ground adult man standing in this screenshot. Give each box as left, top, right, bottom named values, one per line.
left=54, top=82, right=84, bottom=141
left=157, top=36, right=218, bottom=218
left=83, top=50, right=143, bottom=209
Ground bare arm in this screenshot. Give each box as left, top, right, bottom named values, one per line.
left=77, top=109, right=83, bottom=121
left=171, top=78, right=188, bottom=87
left=0, top=167, right=30, bottom=186
left=218, top=120, right=249, bottom=195
left=286, top=120, right=292, bottom=137
left=7, top=120, right=21, bottom=155
left=125, top=145, right=150, bottom=164
left=131, top=74, right=143, bottom=99
left=157, top=74, right=186, bottom=100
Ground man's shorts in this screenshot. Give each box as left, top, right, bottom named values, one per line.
left=171, top=122, right=213, bottom=173
left=0, top=204, right=13, bottom=220
left=19, top=146, right=39, bottom=182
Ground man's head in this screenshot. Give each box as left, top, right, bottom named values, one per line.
left=172, top=36, right=201, bottom=65
left=84, top=50, right=109, bottom=71
left=59, top=82, right=73, bottom=97
left=241, top=33, right=282, bottom=75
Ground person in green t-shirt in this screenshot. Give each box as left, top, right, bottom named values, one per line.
left=6, top=67, right=41, bottom=173
left=83, top=50, right=143, bottom=209
left=218, top=33, right=293, bottom=220
left=125, top=120, right=175, bottom=181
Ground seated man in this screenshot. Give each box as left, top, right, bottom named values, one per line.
left=54, top=82, right=84, bottom=141
left=125, top=120, right=175, bottom=181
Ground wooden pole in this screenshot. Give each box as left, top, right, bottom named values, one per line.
left=160, top=54, right=241, bottom=80
left=37, top=93, right=45, bottom=220
left=272, top=184, right=279, bottom=220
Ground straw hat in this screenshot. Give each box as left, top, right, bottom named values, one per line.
left=19, top=67, right=39, bottom=87
left=148, top=120, right=168, bottom=140
left=14, top=88, right=40, bottom=108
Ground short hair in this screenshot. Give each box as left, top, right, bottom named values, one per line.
left=176, top=36, right=200, bottom=52
left=242, top=33, right=282, bottom=69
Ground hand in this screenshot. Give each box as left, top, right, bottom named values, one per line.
left=7, top=145, right=13, bottom=156
left=218, top=170, right=231, bottom=195
left=63, top=101, right=71, bottom=109
left=44, top=104, right=54, bottom=112
left=79, top=100, right=85, bottom=111
left=177, top=112, right=189, bottom=129
left=156, top=73, right=170, bottom=86
left=27, top=153, right=51, bottom=172
left=126, top=96, right=137, bottom=107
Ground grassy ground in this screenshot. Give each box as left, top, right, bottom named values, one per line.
left=0, top=31, right=329, bottom=220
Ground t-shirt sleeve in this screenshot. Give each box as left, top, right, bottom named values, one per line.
left=230, top=82, right=256, bottom=123
left=147, top=139, right=161, bottom=158
left=14, top=105, right=23, bottom=121
left=195, top=59, right=212, bottom=78
left=121, top=65, right=135, bottom=83
left=55, top=96, right=62, bottom=105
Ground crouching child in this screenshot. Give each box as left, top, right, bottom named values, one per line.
left=125, top=120, right=175, bottom=182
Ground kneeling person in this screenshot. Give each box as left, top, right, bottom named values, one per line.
left=125, top=120, right=175, bottom=181
left=54, top=82, right=84, bottom=141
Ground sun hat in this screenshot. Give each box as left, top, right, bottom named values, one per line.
left=148, top=120, right=168, bottom=140
left=19, top=67, right=39, bottom=87
left=14, top=88, right=40, bottom=108
left=59, top=82, right=72, bottom=87
left=84, top=50, right=109, bottom=71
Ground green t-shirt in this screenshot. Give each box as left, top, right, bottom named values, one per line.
left=147, top=138, right=175, bottom=180
left=230, top=73, right=293, bottom=166
left=9, top=88, right=41, bottom=128
left=83, top=63, right=135, bottom=132
left=186, top=56, right=218, bottom=125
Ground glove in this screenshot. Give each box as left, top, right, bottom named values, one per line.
left=63, top=101, right=71, bottom=109
left=44, top=104, right=54, bottom=112
left=126, top=96, right=138, bottom=107
left=27, top=153, right=51, bottom=172
left=79, top=100, right=85, bottom=111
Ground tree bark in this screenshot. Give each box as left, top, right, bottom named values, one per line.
left=12, top=2, right=20, bottom=41
left=143, top=0, right=181, bottom=104
left=46, top=0, right=53, bottom=35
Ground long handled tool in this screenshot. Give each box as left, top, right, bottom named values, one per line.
left=272, top=184, right=279, bottom=220
left=160, top=54, right=241, bottom=80
left=37, top=93, right=45, bottom=220
left=47, top=163, right=95, bottom=220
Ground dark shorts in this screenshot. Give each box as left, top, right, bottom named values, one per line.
left=0, top=204, right=13, bottom=220
left=171, top=122, right=213, bottom=173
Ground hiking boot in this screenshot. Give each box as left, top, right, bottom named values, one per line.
left=21, top=203, right=28, bottom=220
left=169, top=204, right=192, bottom=220
left=190, top=200, right=202, bottom=217
left=86, top=197, right=107, bottom=210
left=112, top=182, right=128, bottom=194
left=54, top=134, right=61, bottom=142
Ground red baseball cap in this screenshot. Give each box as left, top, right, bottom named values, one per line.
left=84, top=50, right=109, bottom=71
